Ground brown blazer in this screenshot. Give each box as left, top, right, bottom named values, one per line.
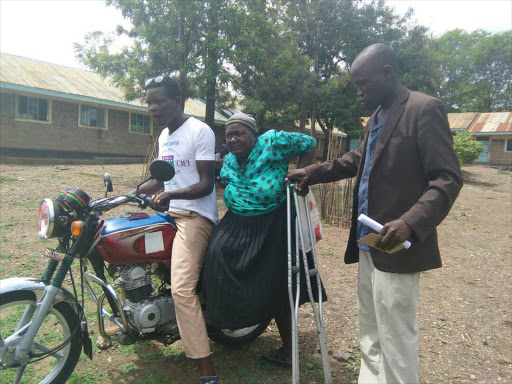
left=305, top=88, right=463, bottom=273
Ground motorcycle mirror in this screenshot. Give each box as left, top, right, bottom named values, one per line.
left=103, top=172, right=113, bottom=197
left=149, top=160, right=175, bottom=182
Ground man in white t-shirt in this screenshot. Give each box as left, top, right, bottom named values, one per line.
left=138, top=75, right=220, bottom=384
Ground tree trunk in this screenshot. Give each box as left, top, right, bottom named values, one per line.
left=204, top=3, right=220, bottom=129
left=299, top=102, right=306, bottom=134
left=322, top=130, right=330, bottom=161
left=205, top=76, right=217, bottom=129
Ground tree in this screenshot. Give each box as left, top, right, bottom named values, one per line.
left=225, top=1, right=314, bottom=129
left=75, top=0, right=232, bottom=129
left=276, top=0, right=434, bottom=160
left=453, top=132, right=484, bottom=165
left=434, top=30, right=512, bottom=112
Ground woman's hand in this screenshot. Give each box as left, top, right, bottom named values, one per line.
left=286, top=168, right=310, bottom=196
left=151, top=191, right=172, bottom=212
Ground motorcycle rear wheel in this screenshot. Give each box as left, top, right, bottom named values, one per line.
left=208, top=320, right=271, bottom=346
left=0, top=290, right=82, bottom=384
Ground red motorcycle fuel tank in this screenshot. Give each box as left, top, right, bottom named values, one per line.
left=95, top=212, right=177, bottom=265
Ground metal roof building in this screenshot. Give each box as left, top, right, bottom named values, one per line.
left=0, top=53, right=228, bottom=125
left=466, top=112, right=512, bottom=135
left=0, top=53, right=227, bottom=162
left=449, top=111, right=512, bottom=165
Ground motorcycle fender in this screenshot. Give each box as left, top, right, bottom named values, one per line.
left=0, top=277, right=81, bottom=314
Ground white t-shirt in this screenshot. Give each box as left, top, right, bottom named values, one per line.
left=158, top=117, right=218, bottom=224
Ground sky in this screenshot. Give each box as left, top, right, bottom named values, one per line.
left=0, top=0, right=511, bottom=70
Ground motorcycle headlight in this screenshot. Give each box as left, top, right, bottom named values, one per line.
left=37, top=199, right=56, bottom=239
left=37, top=199, right=71, bottom=239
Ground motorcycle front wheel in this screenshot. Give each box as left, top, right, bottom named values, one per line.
left=208, top=320, right=271, bottom=346
left=0, top=290, right=82, bottom=384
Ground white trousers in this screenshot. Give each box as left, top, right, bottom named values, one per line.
left=357, top=249, right=420, bottom=384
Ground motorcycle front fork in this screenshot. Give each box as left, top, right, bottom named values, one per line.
left=14, top=255, right=75, bottom=361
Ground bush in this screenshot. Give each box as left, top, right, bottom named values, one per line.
left=453, top=132, right=484, bottom=165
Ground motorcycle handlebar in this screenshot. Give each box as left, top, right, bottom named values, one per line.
left=89, top=193, right=153, bottom=211
left=137, top=194, right=154, bottom=209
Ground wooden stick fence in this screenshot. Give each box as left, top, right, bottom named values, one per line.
left=317, top=132, right=354, bottom=228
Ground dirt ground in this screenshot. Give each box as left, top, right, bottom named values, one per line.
left=0, top=162, right=510, bottom=384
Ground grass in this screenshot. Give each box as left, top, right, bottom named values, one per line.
left=19, top=200, right=43, bottom=208
left=68, top=369, right=103, bottom=384
left=138, top=373, right=173, bottom=384
left=121, top=362, right=137, bottom=373
left=340, top=348, right=361, bottom=380
left=78, top=172, right=103, bottom=178
left=0, top=219, right=17, bottom=235
left=0, top=364, right=36, bottom=384
left=0, top=175, right=18, bottom=182
left=15, top=242, right=29, bottom=249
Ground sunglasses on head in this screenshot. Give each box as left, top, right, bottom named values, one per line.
left=144, top=75, right=171, bottom=87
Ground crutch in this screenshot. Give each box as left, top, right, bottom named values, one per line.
left=286, top=179, right=333, bottom=384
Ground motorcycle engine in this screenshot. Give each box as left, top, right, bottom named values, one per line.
left=119, top=264, right=152, bottom=303
left=119, top=264, right=176, bottom=333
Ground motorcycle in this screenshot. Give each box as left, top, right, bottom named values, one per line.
left=0, top=160, right=270, bottom=384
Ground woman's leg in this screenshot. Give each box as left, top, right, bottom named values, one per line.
left=275, top=311, right=292, bottom=360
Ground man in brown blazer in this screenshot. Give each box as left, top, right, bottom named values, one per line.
left=288, top=43, right=462, bottom=383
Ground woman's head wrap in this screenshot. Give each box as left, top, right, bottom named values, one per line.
left=225, top=112, right=258, bottom=133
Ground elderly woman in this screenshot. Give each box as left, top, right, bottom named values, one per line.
left=202, top=112, right=325, bottom=366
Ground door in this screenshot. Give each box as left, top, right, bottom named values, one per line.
left=476, top=138, right=489, bottom=163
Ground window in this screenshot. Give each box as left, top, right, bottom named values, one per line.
left=80, top=105, right=106, bottom=129
left=506, top=139, right=512, bottom=152
left=16, top=95, right=50, bottom=122
left=130, top=113, right=151, bottom=134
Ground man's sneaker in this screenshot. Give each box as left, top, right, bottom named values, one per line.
left=200, top=376, right=222, bottom=384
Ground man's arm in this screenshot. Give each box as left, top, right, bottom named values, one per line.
left=287, top=141, right=364, bottom=191
left=380, top=98, right=463, bottom=249
left=152, top=160, right=215, bottom=210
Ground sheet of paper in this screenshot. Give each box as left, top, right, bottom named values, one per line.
left=358, top=233, right=405, bottom=254
left=145, top=231, right=165, bottom=254
left=358, top=214, right=411, bottom=249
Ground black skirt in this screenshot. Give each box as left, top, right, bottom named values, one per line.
left=202, top=203, right=326, bottom=329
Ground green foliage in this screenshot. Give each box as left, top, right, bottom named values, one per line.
left=75, top=0, right=233, bottom=127
left=74, top=0, right=510, bottom=151
left=434, top=30, right=512, bottom=112
left=453, top=132, right=485, bottom=165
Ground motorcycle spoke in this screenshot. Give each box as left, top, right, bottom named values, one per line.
left=33, top=342, right=64, bottom=360
left=12, top=364, right=26, bottom=384
left=6, top=323, right=31, bottom=341
left=1, top=295, right=80, bottom=384
left=15, top=306, right=35, bottom=333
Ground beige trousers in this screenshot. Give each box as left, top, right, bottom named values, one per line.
left=357, top=249, right=420, bottom=384
left=169, top=210, right=214, bottom=359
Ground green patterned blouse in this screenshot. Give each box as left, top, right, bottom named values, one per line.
left=221, top=129, right=316, bottom=216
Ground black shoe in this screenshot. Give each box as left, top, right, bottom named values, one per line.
left=262, top=346, right=292, bottom=367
